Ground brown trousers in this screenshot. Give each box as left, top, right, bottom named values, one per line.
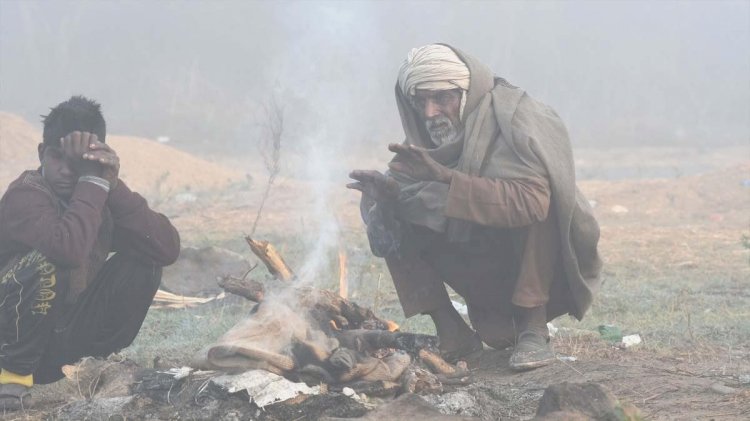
left=386, top=213, right=572, bottom=349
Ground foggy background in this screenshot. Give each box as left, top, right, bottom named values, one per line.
left=2, top=0, right=748, bottom=160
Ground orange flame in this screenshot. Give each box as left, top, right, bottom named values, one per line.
left=338, top=248, right=348, bottom=299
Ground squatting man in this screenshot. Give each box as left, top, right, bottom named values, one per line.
left=348, top=44, right=602, bottom=370
left=0, top=96, right=180, bottom=410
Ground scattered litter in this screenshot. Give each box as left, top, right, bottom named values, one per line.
left=547, top=322, right=558, bottom=337
left=597, top=325, right=623, bottom=342
left=211, top=370, right=322, bottom=408
left=342, top=387, right=356, bottom=397
left=151, top=289, right=225, bottom=309
left=163, top=366, right=193, bottom=380
left=451, top=300, right=468, bottom=315
left=710, top=383, right=737, bottom=395
left=619, top=334, right=642, bottom=348
left=739, top=374, right=750, bottom=385
left=557, top=355, right=577, bottom=362
left=610, top=205, right=629, bottom=214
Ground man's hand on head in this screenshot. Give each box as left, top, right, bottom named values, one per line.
left=83, top=140, right=120, bottom=188
left=61, top=131, right=102, bottom=178
left=347, top=170, right=401, bottom=206
left=387, top=143, right=454, bottom=183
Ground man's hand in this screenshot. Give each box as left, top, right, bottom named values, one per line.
left=61, top=131, right=102, bottom=177
left=387, top=143, right=454, bottom=183
left=347, top=170, right=401, bottom=205
left=83, top=140, right=120, bottom=188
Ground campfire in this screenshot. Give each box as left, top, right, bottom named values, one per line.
left=189, top=236, right=471, bottom=402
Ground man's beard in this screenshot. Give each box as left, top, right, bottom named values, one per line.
left=425, top=116, right=461, bottom=146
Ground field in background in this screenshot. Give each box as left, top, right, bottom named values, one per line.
left=123, top=144, right=750, bottom=362
left=118, top=144, right=750, bottom=419
left=3, top=111, right=748, bottom=418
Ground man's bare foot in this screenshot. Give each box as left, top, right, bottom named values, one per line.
left=429, top=305, right=483, bottom=361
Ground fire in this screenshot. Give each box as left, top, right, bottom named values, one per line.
left=386, top=320, right=400, bottom=332
left=338, top=248, right=348, bottom=299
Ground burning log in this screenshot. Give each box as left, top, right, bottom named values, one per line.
left=418, top=349, right=457, bottom=376
left=199, top=236, right=477, bottom=397
left=336, top=329, right=438, bottom=355
left=244, top=236, right=295, bottom=281
left=401, top=365, right=443, bottom=395
left=217, top=275, right=265, bottom=303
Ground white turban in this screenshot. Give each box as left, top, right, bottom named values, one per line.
left=397, top=44, right=471, bottom=118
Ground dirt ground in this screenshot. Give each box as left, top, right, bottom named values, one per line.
left=0, top=112, right=748, bottom=420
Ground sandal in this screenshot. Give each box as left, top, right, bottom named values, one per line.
left=509, top=330, right=556, bottom=371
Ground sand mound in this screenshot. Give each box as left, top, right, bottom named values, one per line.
left=0, top=112, right=243, bottom=195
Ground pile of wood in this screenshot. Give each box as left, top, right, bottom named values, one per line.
left=192, top=236, right=471, bottom=396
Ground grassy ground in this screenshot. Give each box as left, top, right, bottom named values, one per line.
left=123, top=225, right=750, bottom=368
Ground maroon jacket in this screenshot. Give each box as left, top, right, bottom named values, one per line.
left=0, top=170, right=180, bottom=302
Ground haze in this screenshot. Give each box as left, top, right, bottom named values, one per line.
left=2, top=0, right=748, bottom=158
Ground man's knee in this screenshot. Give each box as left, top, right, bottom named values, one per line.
left=101, top=252, right=162, bottom=292
left=0, top=251, right=65, bottom=315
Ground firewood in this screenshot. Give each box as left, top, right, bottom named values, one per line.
left=401, top=366, right=442, bottom=394
left=342, top=380, right=401, bottom=397
left=418, top=349, right=457, bottom=375
left=245, top=236, right=295, bottom=281
left=336, top=329, right=438, bottom=354
left=297, top=288, right=395, bottom=333
left=217, top=275, right=265, bottom=303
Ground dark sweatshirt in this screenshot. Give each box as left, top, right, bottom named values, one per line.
left=0, top=170, right=180, bottom=302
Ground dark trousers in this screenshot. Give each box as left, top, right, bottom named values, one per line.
left=386, top=214, right=572, bottom=349
left=0, top=251, right=161, bottom=384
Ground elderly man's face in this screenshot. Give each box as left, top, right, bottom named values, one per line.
left=411, top=89, right=462, bottom=145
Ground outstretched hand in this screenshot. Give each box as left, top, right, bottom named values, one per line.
left=387, top=143, right=453, bottom=183
left=347, top=170, right=400, bottom=205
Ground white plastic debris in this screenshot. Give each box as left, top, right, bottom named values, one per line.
left=620, top=334, right=642, bottom=348
left=610, top=205, right=629, bottom=214
left=162, top=366, right=194, bottom=380
left=710, top=383, right=737, bottom=395
left=211, top=370, right=322, bottom=408
left=342, top=387, right=356, bottom=397
left=547, top=322, right=558, bottom=337
left=557, top=355, right=577, bottom=362
left=588, top=200, right=598, bottom=209
left=451, top=300, right=468, bottom=315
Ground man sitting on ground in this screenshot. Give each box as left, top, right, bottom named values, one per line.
left=0, top=96, right=180, bottom=410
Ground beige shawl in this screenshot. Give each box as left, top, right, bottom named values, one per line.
left=388, top=44, right=602, bottom=319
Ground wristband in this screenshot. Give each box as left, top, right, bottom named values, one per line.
left=78, top=175, right=111, bottom=193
